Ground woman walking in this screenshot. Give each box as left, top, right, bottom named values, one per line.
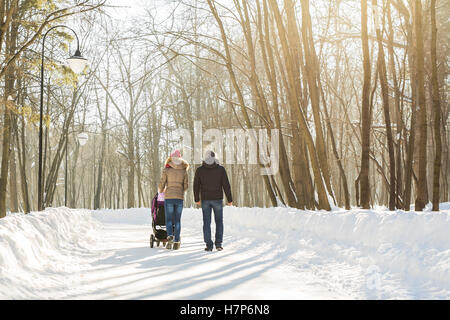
left=158, top=150, right=189, bottom=250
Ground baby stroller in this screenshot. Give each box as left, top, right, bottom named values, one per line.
left=150, top=192, right=168, bottom=248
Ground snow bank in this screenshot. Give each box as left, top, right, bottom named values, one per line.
left=0, top=207, right=99, bottom=298
left=220, top=206, right=450, bottom=288
left=222, top=206, right=449, bottom=250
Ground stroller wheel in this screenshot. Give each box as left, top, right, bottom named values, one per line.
left=150, top=234, right=154, bottom=248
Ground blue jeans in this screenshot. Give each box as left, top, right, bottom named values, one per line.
left=164, top=199, right=184, bottom=242
left=201, top=200, right=224, bottom=249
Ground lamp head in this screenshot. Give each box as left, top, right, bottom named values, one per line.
left=77, top=132, right=89, bottom=146
left=67, top=49, right=88, bottom=74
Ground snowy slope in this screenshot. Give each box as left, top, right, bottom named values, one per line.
left=0, top=205, right=449, bottom=299
left=0, top=207, right=100, bottom=298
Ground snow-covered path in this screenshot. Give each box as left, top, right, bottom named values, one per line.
left=60, top=222, right=349, bottom=300
left=1, top=206, right=449, bottom=299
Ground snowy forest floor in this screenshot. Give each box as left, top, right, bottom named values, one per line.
left=0, top=205, right=449, bottom=299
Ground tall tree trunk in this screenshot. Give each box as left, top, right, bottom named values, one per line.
left=387, top=0, right=403, bottom=208
left=359, top=0, right=372, bottom=209
left=0, top=2, right=18, bottom=218
left=0, top=95, right=12, bottom=218
left=264, top=1, right=314, bottom=208
left=94, top=89, right=109, bottom=209
left=430, top=0, right=442, bottom=211
left=136, top=127, right=143, bottom=208
left=320, top=85, right=351, bottom=210
left=127, top=122, right=135, bottom=208
left=9, top=139, right=18, bottom=212
left=94, top=131, right=106, bottom=210
left=69, top=135, right=80, bottom=208
left=414, top=0, right=428, bottom=211
left=268, top=0, right=330, bottom=210
left=238, top=0, right=297, bottom=207
left=299, top=0, right=336, bottom=205
left=373, top=0, right=396, bottom=210
left=403, top=8, right=417, bottom=211
left=14, top=109, right=30, bottom=213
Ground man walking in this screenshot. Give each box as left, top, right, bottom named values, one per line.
left=194, top=151, right=233, bottom=252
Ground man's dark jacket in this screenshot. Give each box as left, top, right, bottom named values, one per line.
left=193, top=162, right=232, bottom=203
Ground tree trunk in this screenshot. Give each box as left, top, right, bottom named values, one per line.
left=0, top=95, right=12, bottom=218
left=268, top=0, right=330, bottom=210
left=430, top=0, right=442, bottom=211
left=239, top=0, right=297, bottom=207
left=402, top=6, right=417, bottom=211
left=127, top=122, right=135, bottom=208
left=299, top=0, right=336, bottom=204
left=9, top=140, right=18, bottom=212
left=0, top=3, right=18, bottom=218
left=386, top=0, right=404, bottom=208
left=414, top=0, right=428, bottom=211
left=373, top=0, right=396, bottom=210
left=359, top=0, right=372, bottom=209
left=15, top=110, right=30, bottom=213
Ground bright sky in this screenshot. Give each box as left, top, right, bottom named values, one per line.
left=106, top=0, right=171, bottom=20
left=106, top=0, right=143, bottom=19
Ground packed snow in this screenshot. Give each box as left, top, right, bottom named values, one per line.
left=0, top=205, right=449, bottom=299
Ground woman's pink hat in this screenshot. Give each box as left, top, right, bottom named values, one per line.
left=170, top=150, right=181, bottom=158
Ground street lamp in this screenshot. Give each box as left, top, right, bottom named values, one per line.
left=77, top=132, right=89, bottom=146
left=67, top=50, right=88, bottom=74
left=38, top=25, right=88, bottom=211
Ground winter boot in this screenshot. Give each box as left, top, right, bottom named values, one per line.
left=166, top=236, right=174, bottom=250
left=173, top=242, right=181, bottom=250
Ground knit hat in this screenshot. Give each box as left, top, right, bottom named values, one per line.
left=204, top=150, right=218, bottom=165
left=170, top=150, right=181, bottom=158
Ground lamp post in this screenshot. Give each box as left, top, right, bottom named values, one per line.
left=38, top=25, right=88, bottom=211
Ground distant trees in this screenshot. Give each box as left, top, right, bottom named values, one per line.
left=0, top=0, right=105, bottom=218
left=149, top=0, right=447, bottom=211
left=95, top=43, right=161, bottom=208
left=0, top=0, right=447, bottom=215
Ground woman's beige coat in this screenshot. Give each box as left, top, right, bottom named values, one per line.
left=158, top=157, right=189, bottom=200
